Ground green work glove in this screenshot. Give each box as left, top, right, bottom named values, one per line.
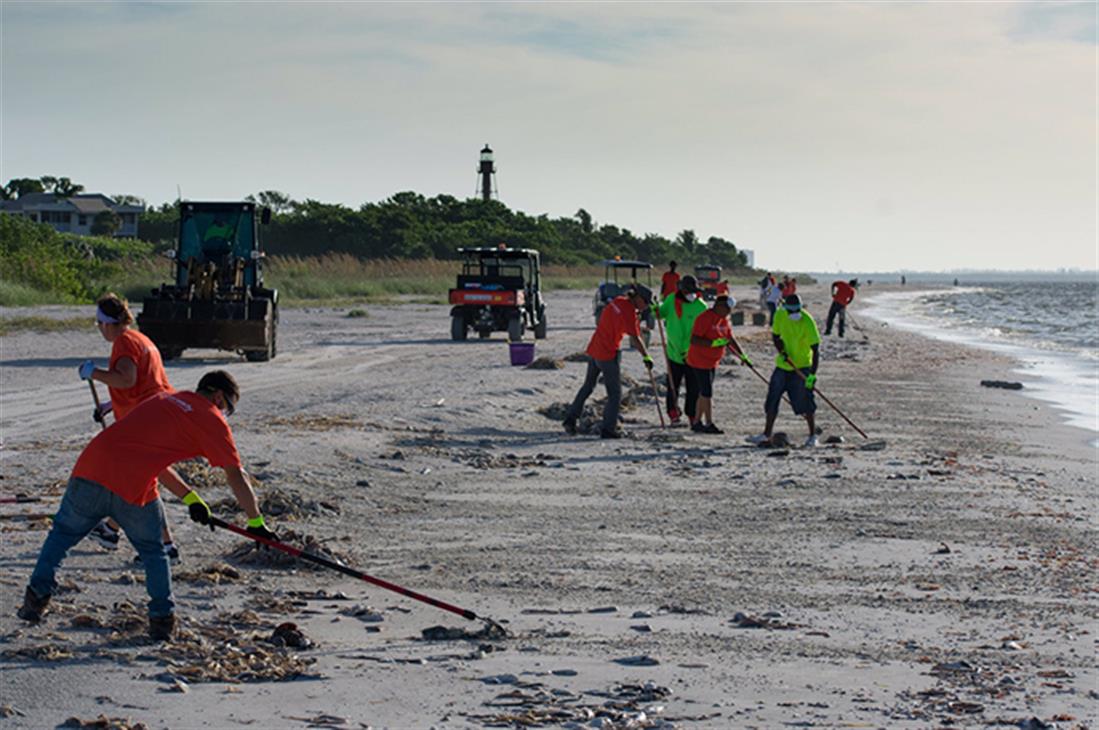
left=182, top=491, right=213, bottom=531
left=711, top=338, right=729, bottom=348
left=642, top=354, right=654, bottom=371
left=739, top=353, right=754, bottom=367
left=805, top=373, right=817, bottom=390
left=246, top=515, right=278, bottom=542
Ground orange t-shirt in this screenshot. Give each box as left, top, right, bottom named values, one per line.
left=72, top=391, right=241, bottom=506
left=686, top=309, right=733, bottom=370
left=832, top=281, right=855, bottom=306
left=661, top=271, right=681, bottom=299
left=587, top=296, right=641, bottom=361
left=109, top=329, right=173, bottom=419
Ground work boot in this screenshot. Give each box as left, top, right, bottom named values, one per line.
left=149, top=614, right=176, bottom=641
left=562, top=417, right=577, bottom=436
left=16, top=586, right=50, bottom=623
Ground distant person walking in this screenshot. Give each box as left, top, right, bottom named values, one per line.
left=765, top=275, right=784, bottom=324
left=758, top=274, right=771, bottom=311
left=825, top=278, right=858, bottom=338
left=81, top=293, right=180, bottom=563
left=563, top=286, right=655, bottom=439
left=661, top=261, right=681, bottom=300
left=655, top=275, right=706, bottom=426
left=686, top=295, right=744, bottom=435
left=748, top=294, right=821, bottom=448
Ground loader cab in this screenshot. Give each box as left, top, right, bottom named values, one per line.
left=174, top=202, right=265, bottom=288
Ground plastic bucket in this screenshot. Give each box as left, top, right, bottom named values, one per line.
left=509, top=342, right=535, bottom=366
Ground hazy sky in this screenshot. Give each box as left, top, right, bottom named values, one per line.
left=2, top=1, right=1095, bottom=272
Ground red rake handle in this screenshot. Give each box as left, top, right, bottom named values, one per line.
left=208, top=516, right=479, bottom=622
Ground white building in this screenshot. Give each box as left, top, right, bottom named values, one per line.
left=0, top=193, right=144, bottom=236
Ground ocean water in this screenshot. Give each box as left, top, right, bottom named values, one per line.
left=860, top=282, right=1099, bottom=437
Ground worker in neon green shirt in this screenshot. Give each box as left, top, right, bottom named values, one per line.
left=748, top=294, right=821, bottom=448
left=202, top=218, right=236, bottom=257
left=655, top=275, right=707, bottom=426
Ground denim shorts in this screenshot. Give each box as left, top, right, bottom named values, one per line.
left=765, top=367, right=816, bottom=416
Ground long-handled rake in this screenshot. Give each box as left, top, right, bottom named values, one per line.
left=783, top=356, right=869, bottom=439
left=208, top=516, right=507, bottom=636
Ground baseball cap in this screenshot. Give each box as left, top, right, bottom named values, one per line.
left=678, top=275, right=701, bottom=294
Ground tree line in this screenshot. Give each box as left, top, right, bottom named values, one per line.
left=5, top=177, right=753, bottom=270
left=138, top=191, right=752, bottom=270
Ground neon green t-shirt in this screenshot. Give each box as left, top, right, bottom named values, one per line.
left=657, top=294, right=707, bottom=364
left=772, top=307, right=820, bottom=370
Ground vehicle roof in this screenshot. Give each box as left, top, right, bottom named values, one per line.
left=602, top=260, right=652, bottom=268
left=695, top=264, right=721, bottom=270
left=457, top=247, right=540, bottom=258
left=181, top=201, right=258, bottom=210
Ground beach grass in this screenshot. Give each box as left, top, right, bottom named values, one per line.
left=0, top=315, right=91, bottom=336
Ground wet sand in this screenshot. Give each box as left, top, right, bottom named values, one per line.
left=0, top=285, right=1095, bottom=729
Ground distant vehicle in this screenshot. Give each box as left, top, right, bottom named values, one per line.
left=593, top=258, right=655, bottom=330
left=138, top=201, right=277, bottom=361
left=449, top=246, right=546, bottom=341
left=694, top=264, right=722, bottom=301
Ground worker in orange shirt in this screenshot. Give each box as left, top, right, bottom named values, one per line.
left=660, top=261, right=680, bottom=300
left=563, top=285, right=655, bottom=439
left=17, top=371, right=276, bottom=641
left=686, top=295, right=746, bottom=435
left=825, top=278, right=858, bottom=337
left=80, top=293, right=179, bottom=562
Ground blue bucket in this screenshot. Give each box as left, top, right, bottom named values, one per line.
left=509, top=342, right=535, bottom=366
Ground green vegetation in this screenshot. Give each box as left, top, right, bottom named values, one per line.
left=0, top=315, right=90, bottom=336
left=138, top=191, right=753, bottom=270
left=2, top=183, right=782, bottom=306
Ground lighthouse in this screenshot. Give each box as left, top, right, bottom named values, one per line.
left=477, top=144, right=497, bottom=201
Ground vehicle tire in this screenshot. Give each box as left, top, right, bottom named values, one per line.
left=451, top=315, right=467, bottom=341
left=160, top=347, right=183, bottom=361
left=478, top=330, right=491, bottom=339
left=507, top=316, right=524, bottom=341
left=534, top=316, right=547, bottom=340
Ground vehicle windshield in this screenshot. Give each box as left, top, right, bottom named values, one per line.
left=464, top=255, right=530, bottom=282
left=179, top=206, right=255, bottom=264
left=696, top=268, right=720, bottom=281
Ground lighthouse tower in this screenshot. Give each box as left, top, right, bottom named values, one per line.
left=477, top=144, right=497, bottom=201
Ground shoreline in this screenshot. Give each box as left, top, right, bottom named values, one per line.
left=860, top=285, right=1099, bottom=444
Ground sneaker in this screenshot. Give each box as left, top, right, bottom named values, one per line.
left=703, top=423, right=724, bottom=435
left=691, top=421, right=705, bottom=433
left=803, top=434, right=819, bottom=448
left=89, top=522, right=120, bottom=550
left=148, top=613, right=176, bottom=641
left=746, top=433, right=772, bottom=446
left=562, top=417, right=577, bottom=435
left=16, top=586, right=50, bottom=623
left=599, top=429, right=624, bottom=439
left=667, top=408, right=681, bottom=424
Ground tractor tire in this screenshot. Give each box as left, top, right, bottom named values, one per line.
left=507, top=317, right=524, bottom=342
left=534, top=316, right=547, bottom=340
left=478, top=330, right=491, bottom=339
left=245, top=311, right=277, bottom=362
left=160, top=347, right=183, bottom=361
left=451, top=315, right=467, bottom=341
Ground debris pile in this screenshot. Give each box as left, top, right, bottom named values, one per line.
left=526, top=356, right=564, bottom=370
left=225, top=528, right=350, bottom=570
left=421, top=622, right=508, bottom=642
left=173, top=562, right=241, bottom=585
left=265, top=414, right=363, bottom=431
left=460, top=450, right=553, bottom=470
left=539, top=376, right=662, bottom=435
left=211, top=487, right=339, bottom=521
left=563, top=352, right=589, bottom=362
left=61, top=715, right=149, bottom=729
left=466, top=680, right=678, bottom=728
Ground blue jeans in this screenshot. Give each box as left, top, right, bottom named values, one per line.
left=29, top=477, right=174, bottom=617
left=567, top=353, right=622, bottom=433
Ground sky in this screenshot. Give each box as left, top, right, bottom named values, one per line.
left=2, top=1, right=1095, bottom=273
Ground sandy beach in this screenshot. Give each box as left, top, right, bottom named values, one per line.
left=1, top=283, right=1095, bottom=729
